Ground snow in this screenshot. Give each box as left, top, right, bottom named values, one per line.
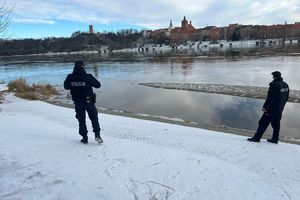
left=1, top=86, right=300, bottom=200
left=116, top=40, right=262, bottom=54
left=111, top=40, right=260, bottom=54
left=0, top=84, right=7, bottom=91
left=135, top=113, right=186, bottom=123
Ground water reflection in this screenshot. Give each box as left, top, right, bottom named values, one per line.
left=181, top=57, right=193, bottom=77
left=95, top=81, right=300, bottom=139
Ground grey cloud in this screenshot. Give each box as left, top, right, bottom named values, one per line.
left=10, top=0, right=300, bottom=29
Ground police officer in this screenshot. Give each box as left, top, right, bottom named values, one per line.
left=248, top=71, right=289, bottom=144
left=64, top=60, right=103, bottom=144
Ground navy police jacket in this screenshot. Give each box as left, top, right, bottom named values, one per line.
left=263, top=78, right=289, bottom=116
left=64, top=65, right=101, bottom=100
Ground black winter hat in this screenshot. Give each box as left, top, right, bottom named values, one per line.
left=75, top=60, right=85, bottom=67
left=73, top=60, right=86, bottom=75
left=271, top=71, right=281, bottom=79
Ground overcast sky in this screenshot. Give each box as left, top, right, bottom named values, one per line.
left=5, top=0, right=300, bottom=38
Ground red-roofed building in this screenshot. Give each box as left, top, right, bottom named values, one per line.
left=144, top=17, right=300, bottom=43
left=291, top=22, right=300, bottom=38
left=150, top=28, right=171, bottom=43
left=170, top=16, right=197, bottom=43
left=145, top=20, right=173, bottom=43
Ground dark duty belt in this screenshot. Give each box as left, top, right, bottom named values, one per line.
left=86, top=96, right=92, bottom=102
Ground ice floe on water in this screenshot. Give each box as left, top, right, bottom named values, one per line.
left=140, top=83, right=300, bottom=103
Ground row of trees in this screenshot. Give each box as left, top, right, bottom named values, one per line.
left=71, top=30, right=142, bottom=49
left=0, top=1, right=143, bottom=56
left=0, top=30, right=143, bottom=56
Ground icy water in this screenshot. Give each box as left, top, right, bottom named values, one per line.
left=1, top=55, right=300, bottom=140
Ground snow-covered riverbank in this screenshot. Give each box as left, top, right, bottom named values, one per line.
left=113, top=40, right=300, bottom=54
left=1, top=86, right=300, bottom=200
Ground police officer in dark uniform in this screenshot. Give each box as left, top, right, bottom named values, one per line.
left=64, top=60, right=103, bottom=144
left=248, top=71, right=289, bottom=144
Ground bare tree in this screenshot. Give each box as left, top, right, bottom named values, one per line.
left=0, top=0, right=12, bottom=36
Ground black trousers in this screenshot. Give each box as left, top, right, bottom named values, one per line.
left=74, top=100, right=101, bottom=138
left=254, top=112, right=282, bottom=140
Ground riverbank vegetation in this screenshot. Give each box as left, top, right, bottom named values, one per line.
left=0, top=91, right=4, bottom=103
left=8, top=78, right=59, bottom=100
left=0, top=80, right=6, bottom=104
left=0, top=29, right=142, bottom=56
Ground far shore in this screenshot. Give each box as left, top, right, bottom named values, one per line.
left=1, top=43, right=300, bottom=65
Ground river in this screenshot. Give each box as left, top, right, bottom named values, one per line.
left=1, top=55, right=300, bottom=141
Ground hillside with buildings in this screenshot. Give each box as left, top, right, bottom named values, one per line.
left=0, top=29, right=142, bottom=56
left=1, top=17, right=300, bottom=56
left=144, top=16, right=300, bottom=44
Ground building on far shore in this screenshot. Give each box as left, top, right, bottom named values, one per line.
left=144, top=17, right=300, bottom=44
left=144, top=20, right=173, bottom=44
left=89, top=25, right=94, bottom=34
left=170, top=16, right=197, bottom=43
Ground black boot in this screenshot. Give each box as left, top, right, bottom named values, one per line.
left=247, top=137, right=260, bottom=142
left=267, top=138, right=278, bottom=144
left=95, top=133, right=103, bottom=144
left=80, top=136, right=88, bottom=144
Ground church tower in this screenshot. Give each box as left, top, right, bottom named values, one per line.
left=169, top=19, right=173, bottom=29
left=181, top=16, right=188, bottom=29
left=89, top=25, right=94, bottom=34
